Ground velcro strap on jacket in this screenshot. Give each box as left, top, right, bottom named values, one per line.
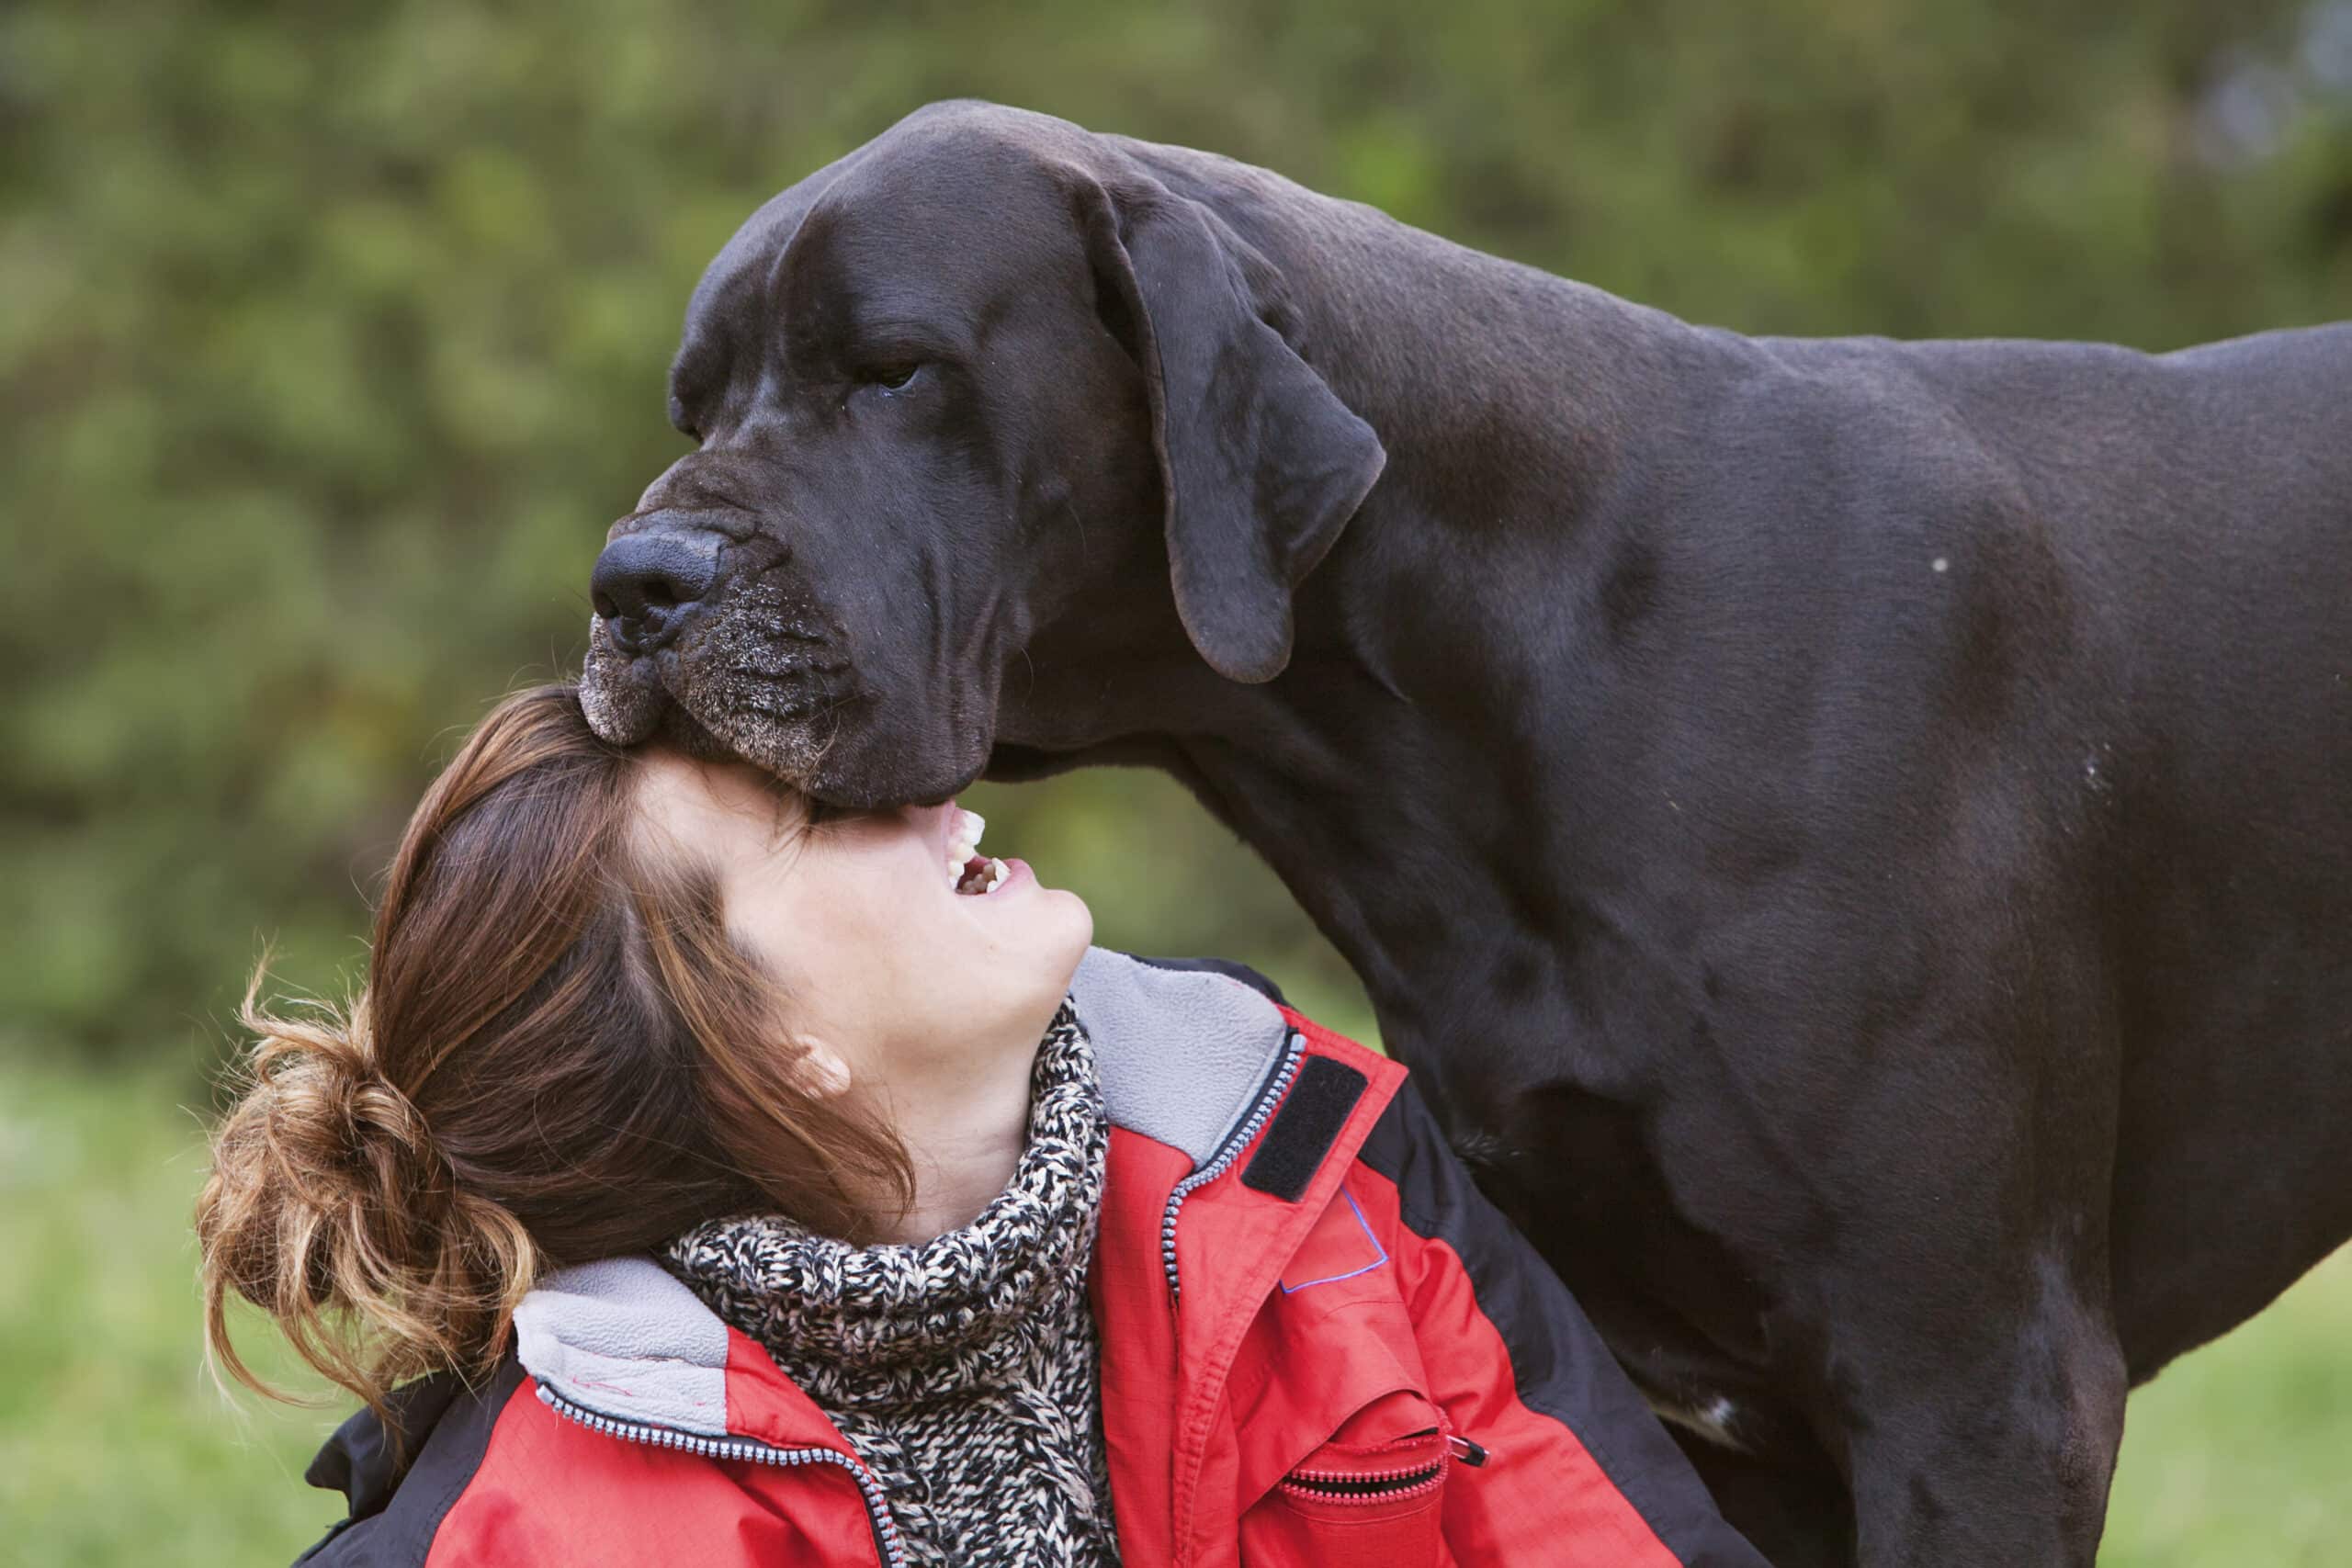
left=1242, top=1056, right=1368, bottom=1201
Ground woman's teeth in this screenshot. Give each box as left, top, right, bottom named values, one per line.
left=956, top=857, right=1010, bottom=896
left=946, top=808, right=1012, bottom=896
left=944, top=808, right=983, bottom=877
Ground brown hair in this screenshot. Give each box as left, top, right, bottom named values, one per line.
left=196, top=682, right=911, bottom=1424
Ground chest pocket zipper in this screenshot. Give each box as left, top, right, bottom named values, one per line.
left=1278, top=1455, right=1446, bottom=1504
left=1259, top=1420, right=1479, bottom=1564
left=1280, top=1427, right=1487, bottom=1503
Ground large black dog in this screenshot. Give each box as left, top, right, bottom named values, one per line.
left=580, top=101, right=2352, bottom=1565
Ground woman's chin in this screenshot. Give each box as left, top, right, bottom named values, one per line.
left=947, top=857, right=1091, bottom=983
left=1032, top=884, right=1096, bottom=971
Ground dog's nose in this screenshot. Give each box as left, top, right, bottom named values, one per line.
left=591, top=524, right=723, bottom=657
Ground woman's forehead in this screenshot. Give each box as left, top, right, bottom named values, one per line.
left=632, top=748, right=809, bottom=850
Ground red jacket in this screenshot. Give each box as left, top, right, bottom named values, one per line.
left=294, top=951, right=1763, bottom=1566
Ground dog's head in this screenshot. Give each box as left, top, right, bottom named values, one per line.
left=580, top=101, right=1385, bottom=806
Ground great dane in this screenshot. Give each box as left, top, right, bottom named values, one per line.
left=579, top=100, right=2352, bottom=1564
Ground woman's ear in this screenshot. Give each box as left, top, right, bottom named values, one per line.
left=792, top=1038, right=854, bottom=1099
left=1076, top=172, right=1387, bottom=684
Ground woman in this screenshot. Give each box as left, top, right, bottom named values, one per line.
left=199, top=682, right=1763, bottom=1567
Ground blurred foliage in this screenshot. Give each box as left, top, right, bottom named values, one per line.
left=5, top=0, right=2351, bottom=1057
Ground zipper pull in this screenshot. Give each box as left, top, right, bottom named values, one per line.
left=1447, top=1432, right=1489, bottom=1468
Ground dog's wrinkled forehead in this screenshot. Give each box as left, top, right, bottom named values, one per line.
left=672, top=105, right=1100, bottom=415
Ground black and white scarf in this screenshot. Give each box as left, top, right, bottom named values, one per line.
left=662, top=997, right=1121, bottom=1567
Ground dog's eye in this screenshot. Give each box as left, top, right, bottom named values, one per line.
left=861, top=362, right=922, bottom=392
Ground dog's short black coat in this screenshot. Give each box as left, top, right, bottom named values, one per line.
left=581, top=101, right=2352, bottom=1566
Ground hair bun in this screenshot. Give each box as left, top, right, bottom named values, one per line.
left=198, top=971, right=537, bottom=1419
left=244, top=1001, right=447, bottom=1224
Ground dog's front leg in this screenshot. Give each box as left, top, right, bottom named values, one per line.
left=1832, top=1263, right=2128, bottom=1566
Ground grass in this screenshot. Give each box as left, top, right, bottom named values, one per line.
left=2, top=1046, right=2344, bottom=1566
left=0, top=1053, right=344, bottom=1566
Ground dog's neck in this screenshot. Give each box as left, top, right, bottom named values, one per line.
left=1118, top=132, right=1741, bottom=536
left=996, top=175, right=1754, bottom=1074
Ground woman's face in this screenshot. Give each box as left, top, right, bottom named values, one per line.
left=631, top=750, right=1093, bottom=1101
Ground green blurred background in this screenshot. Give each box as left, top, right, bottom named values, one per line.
left=4, top=1, right=2347, bottom=1562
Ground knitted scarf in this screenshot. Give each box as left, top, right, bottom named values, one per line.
left=662, top=997, right=1121, bottom=1567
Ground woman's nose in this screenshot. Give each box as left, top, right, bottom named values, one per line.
left=591, top=520, right=724, bottom=656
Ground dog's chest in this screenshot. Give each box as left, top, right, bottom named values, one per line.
left=1431, top=1062, right=1817, bottom=1453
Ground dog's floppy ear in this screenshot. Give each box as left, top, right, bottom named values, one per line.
left=1078, top=176, right=1386, bottom=683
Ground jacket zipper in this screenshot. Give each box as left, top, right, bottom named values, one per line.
left=1279, top=1426, right=1491, bottom=1504
left=1279, top=1458, right=1446, bottom=1502
left=536, top=1382, right=907, bottom=1568
left=1160, top=1028, right=1306, bottom=1305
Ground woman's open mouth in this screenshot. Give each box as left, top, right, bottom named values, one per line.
left=944, top=807, right=1014, bottom=896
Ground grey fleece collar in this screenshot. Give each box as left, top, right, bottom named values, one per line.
left=1069, top=945, right=1290, bottom=1166
left=514, top=1256, right=735, bottom=1437
left=516, top=946, right=1291, bottom=1430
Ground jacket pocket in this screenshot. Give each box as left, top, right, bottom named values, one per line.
left=1250, top=1389, right=1462, bottom=1567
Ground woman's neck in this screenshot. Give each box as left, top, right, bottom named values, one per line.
left=867, top=1018, right=1046, bottom=1246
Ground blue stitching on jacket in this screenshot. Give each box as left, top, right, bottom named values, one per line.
left=1277, top=1188, right=1389, bottom=1294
